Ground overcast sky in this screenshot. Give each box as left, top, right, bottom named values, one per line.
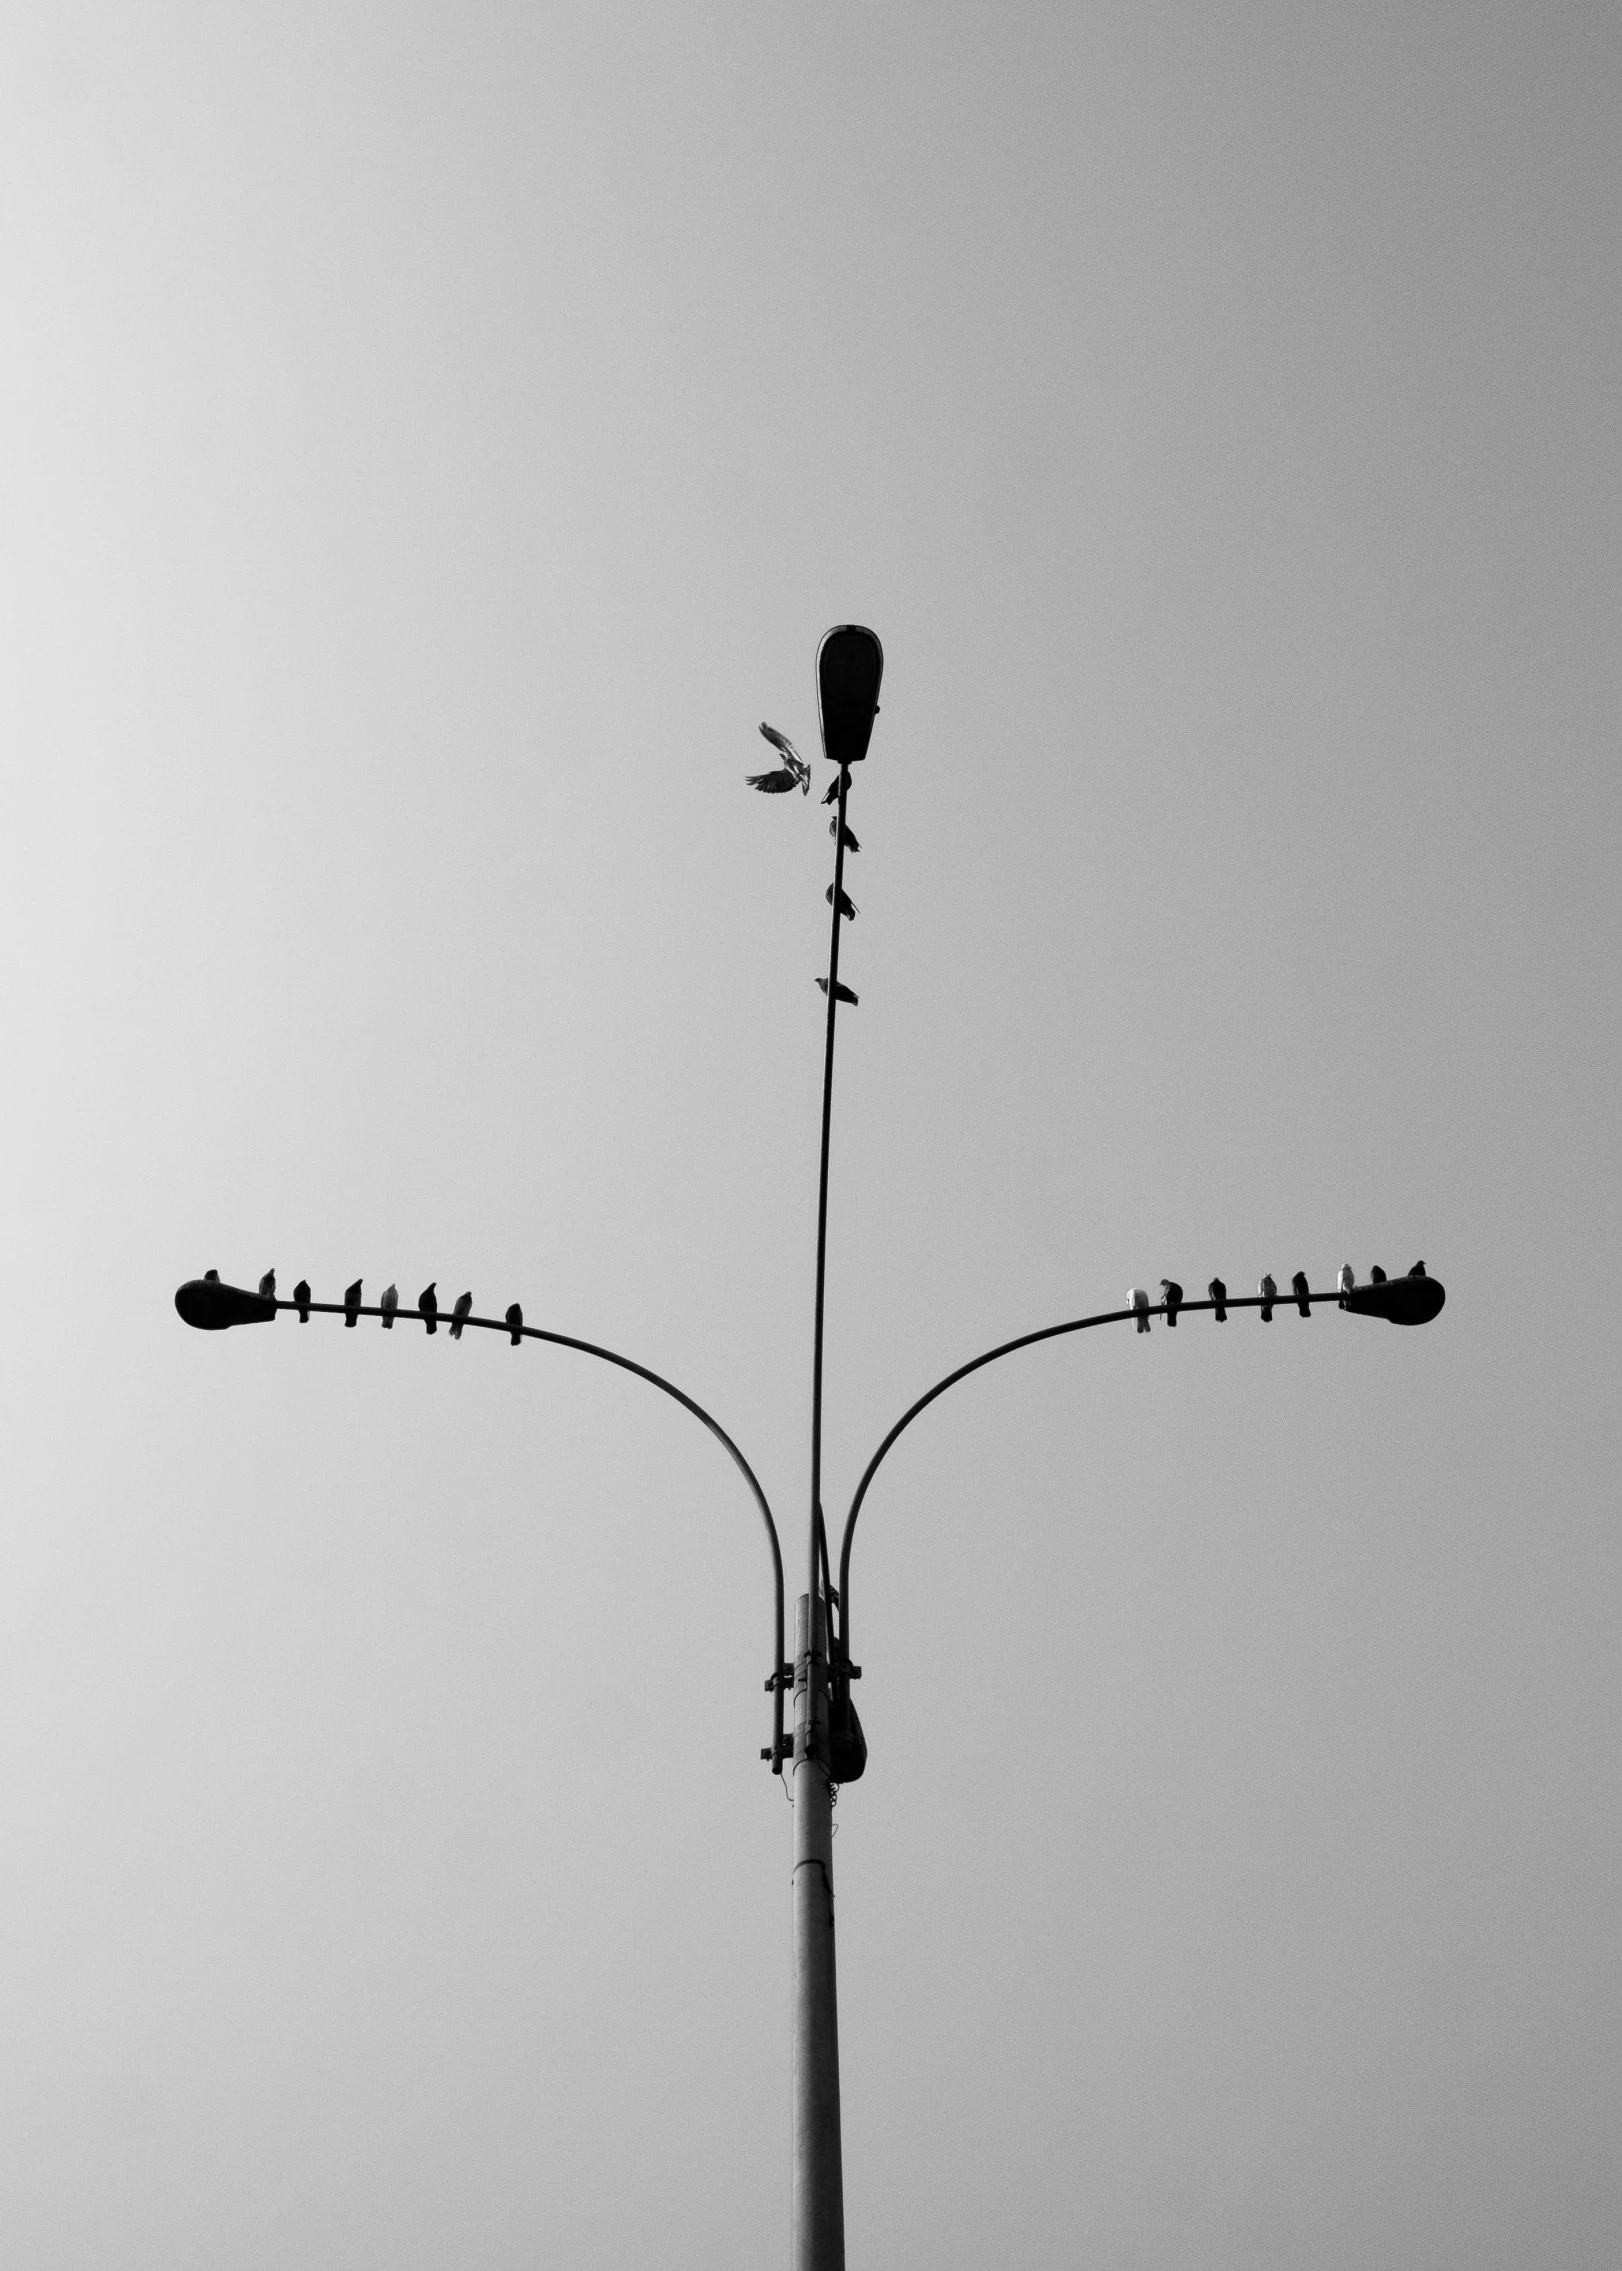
left=2, top=4, right=1618, bottom=2266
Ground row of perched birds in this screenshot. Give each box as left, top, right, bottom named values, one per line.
left=747, top=722, right=864, bottom=1009
left=255, top=1271, right=526, bottom=1344
left=1127, top=1262, right=1428, bottom=1332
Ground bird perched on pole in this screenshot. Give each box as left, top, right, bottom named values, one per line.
left=746, top=723, right=809, bottom=795
left=1208, top=1276, right=1227, bottom=1321
left=826, top=884, right=858, bottom=921
left=829, top=820, right=861, bottom=853
left=381, top=1284, right=399, bottom=1329
left=258, top=1269, right=276, bottom=1300
left=1160, top=1279, right=1184, bottom=1327
left=1258, top=1273, right=1276, bottom=1321
left=1291, top=1271, right=1311, bottom=1317
left=1337, top=1263, right=1355, bottom=1305
left=822, top=775, right=846, bottom=806
left=344, top=1279, right=362, bottom=1327
left=505, top=1303, right=523, bottom=1346
left=419, top=1283, right=438, bottom=1335
left=294, top=1279, right=311, bottom=1322
left=1130, top=1286, right=1151, bottom=1333
left=816, top=978, right=858, bottom=1006
left=450, top=1291, right=472, bottom=1341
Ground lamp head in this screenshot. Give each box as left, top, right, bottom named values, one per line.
left=1341, top=1273, right=1445, bottom=1325
left=817, top=625, right=883, bottom=768
left=174, top=1276, right=278, bottom=1329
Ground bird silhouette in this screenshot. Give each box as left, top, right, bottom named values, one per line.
left=1130, top=1287, right=1151, bottom=1333
left=747, top=722, right=810, bottom=795
left=1258, top=1273, right=1276, bottom=1321
left=344, top=1279, right=362, bottom=1327
left=1291, top=1271, right=1311, bottom=1317
left=293, top=1279, right=311, bottom=1322
left=1208, top=1276, right=1227, bottom=1321
left=822, top=777, right=844, bottom=806
left=1337, top=1264, right=1355, bottom=1304
left=1160, top=1279, right=1183, bottom=1326
left=826, top=885, right=858, bottom=920
left=506, top=1302, right=524, bottom=1346
left=815, top=978, right=859, bottom=1006
left=450, top=1291, right=473, bottom=1341
left=1370, top=1265, right=1387, bottom=1283
left=1408, top=1260, right=1426, bottom=1277
left=258, top=1269, right=276, bottom=1299
left=203, top=1269, right=220, bottom=1283
left=419, top=1283, right=438, bottom=1335
left=381, top=1283, right=399, bottom=1329
left=829, top=820, right=861, bottom=853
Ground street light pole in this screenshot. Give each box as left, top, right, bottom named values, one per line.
left=794, top=624, right=884, bottom=2271
left=174, top=625, right=1447, bottom=2271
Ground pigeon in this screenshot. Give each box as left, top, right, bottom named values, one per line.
left=1370, top=1265, right=1387, bottom=1284
left=760, top=723, right=809, bottom=780
left=1408, top=1260, right=1427, bottom=1277
left=293, top=1278, right=311, bottom=1322
left=419, top=1283, right=438, bottom=1335
left=1130, top=1286, right=1151, bottom=1333
left=450, top=1291, right=473, bottom=1341
left=815, top=978, right=859, bottom=1006
left=259, top=1269, right=276, bottom=1299
left=505, top=1302, right=524, bottom=1346
left=204, top=1269, right=221, bottom=1283
left=381, top=1283, right=398, bottom=1329
left=1258, top=1273, right=1276, bottom=1322
left=1337, top=1263, right=1355, bottom=1305
left=1160, top=1279, right=1183, bottom=1326
left=822, top=777, right=844, bottom=806
left=1208, top=1276, right=1227, bottom=1322
left=829, top=820, right=861, bottom=853
left=1292, top=1271, right=1311, bottom=1317
left=344, top=1279, right=362, bottom=1326
left=826, top=885, right=858, bottom=921
left=747, top=723, right=810, bottom=796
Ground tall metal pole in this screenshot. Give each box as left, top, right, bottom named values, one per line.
left=796, top=761, right=852, bottom=2271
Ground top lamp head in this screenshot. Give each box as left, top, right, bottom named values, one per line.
left=817, top=626, right=883, bottom=768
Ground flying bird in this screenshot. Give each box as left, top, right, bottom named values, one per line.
left=258, top=1269, right=276, bottom=1299
left=419, top=1283, right=438, bottom=1335
left=1291, top=1271, right=1311, bottom=1317
left=1337, top=1264, right=1355, bottom=1304
left=506, top=1302, right=524, bottom=1345
left=1258, top=1273, right=1276, bottom=1321
left=1208, top=1276, right=1227, bottom=1321
left=829, top=820, right=861, bottom=853
left=1160, top=1279, right=1183, bottom=1326
left=815, top=978, right=859, bottom=1006
left=293, top=1279, right=311, bottom=1322
left=450, top=1291, right=473, bottom=1341
left=746, top=722, right=810, bottom=796
left=381, top=1283, right=399, bottom=1329
left=826, top=885, right=858, bottom=920
left=1130, top=1287, right=1151, bottom=1333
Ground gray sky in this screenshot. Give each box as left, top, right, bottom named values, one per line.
left=2, top=3, right=1618, bottom=2265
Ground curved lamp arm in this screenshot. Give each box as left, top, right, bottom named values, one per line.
left=834, top=1282, right=1437, bottom=1673
left=177, top=1284, right=789, bottom=1770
